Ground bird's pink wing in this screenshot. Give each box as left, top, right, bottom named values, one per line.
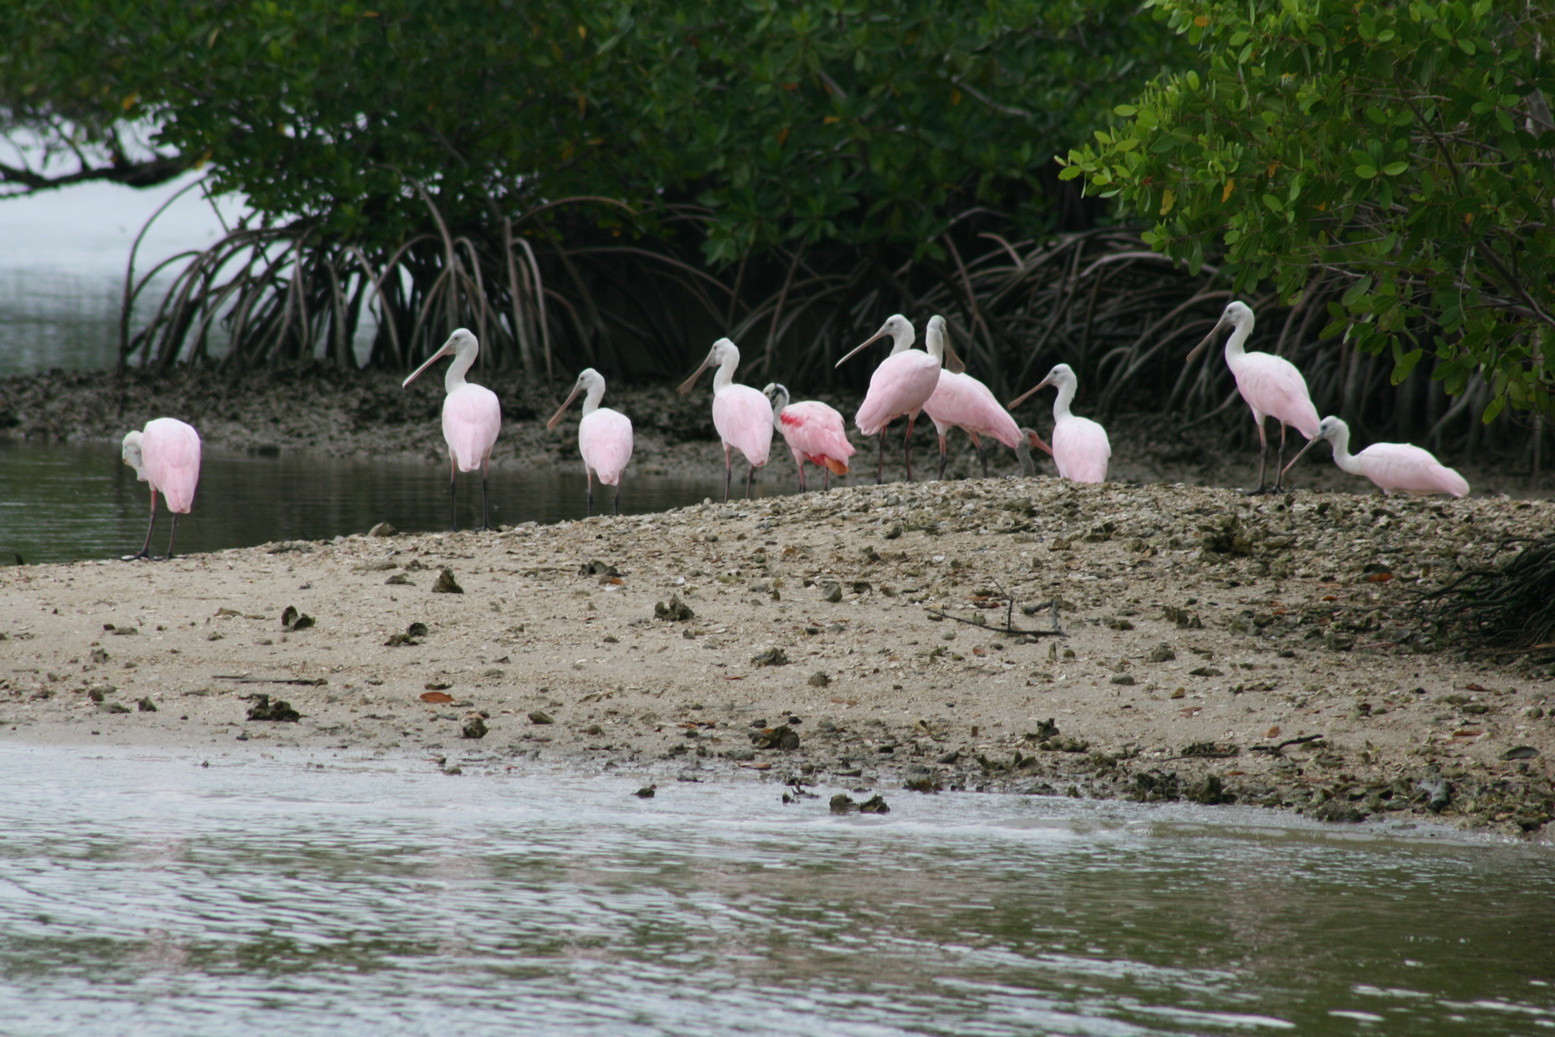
left=1235, top=355, right=1320, bottom=438
left=142, top=418, right=202, bottom=513
left=443, top=384, right=502, bottom=471
left=922, top=372, right=1021, bottom=447
left=855, top=351, right=940, bottom=435
left=580, top=408, right=634, bottom=485
left=1053, top=416, right=1110, bottom=483
left=714, top=385, right=773, bottom=467
left=781, top=401, right=854, bottom=471
left=1357, top=444, right=1469, bottom=497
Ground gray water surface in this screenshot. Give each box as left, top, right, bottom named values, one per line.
left=0, top=746, right=1551, bottom=1036
left=1, top=440, right=775, bottom=564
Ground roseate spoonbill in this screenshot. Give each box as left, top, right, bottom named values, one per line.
left=1009, top=363, right=1111, bottom=483
left=547, top=368, right=634, bottom=516
left=678, top=338, right=772, bottom=500
left=761, top=383, right=854, bottom=491
left=1013, top=427, right=1055, bottom=477
left=920, top=318, right=1023, bottom=479
left=1188, top=301, right=1320, bottom=494
left=121, top=417, right=201, bottom=560
left=834, top=313, right=942, bottom=482
left=402, top=328, right=502, bottom=531
left=1281, top=416, right=1469, bottom=497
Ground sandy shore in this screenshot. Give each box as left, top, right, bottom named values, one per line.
left=3, top=465, right=1552, bottom=834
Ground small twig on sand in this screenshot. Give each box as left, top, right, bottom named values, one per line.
left=928, top=596, right=1064, bottom=639
left=1249, top=733, right=1325, bottom=755
left=214, top=675, right=328, bottom=686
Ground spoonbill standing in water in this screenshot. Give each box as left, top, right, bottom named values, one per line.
left=121, top=417, right=201, bottom=560
left=402, top=328, right=501, bottom=531
left=547, top=368, right=634, bottom=516
left=1009, top=363, right=1111, bottom=483
left=1282, top=416, right=1469, bottom=497
left=762, top=383, right=853, bottom=491
left=1187, top=301, right=1320, bottom=494
left=678, top=338, right=772, bottom=500
left=920, top=317, right=1025, bottom=479
left=834, top=313, right=941, bottom=482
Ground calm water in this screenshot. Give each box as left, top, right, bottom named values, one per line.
left=0, top=746, right=1550, bottom=1036
left=0, top=440, right=782, bottom=564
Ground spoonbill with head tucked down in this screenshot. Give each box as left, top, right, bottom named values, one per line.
left=1282, top=416, right=1469, bottom=497
left=834, top=314, right=941, bottom=482
left=1009, top=363, right=1111, bottom=483
left=403, top=328, right=502, bottom=531
left=761, top=383, right=853, bottom=491
left=1013, top=427, right=1055, bottom=477
left=1187, top=301, right=1319, bottom=494
left=920, top=318, right=1024, bottom=479
left=121, top=417, right=201, bottom=559
left=678, top=338, right=772, bottom=500
left=547, top=368, right=634, bottom=516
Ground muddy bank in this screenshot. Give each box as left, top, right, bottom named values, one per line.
left=2, top=476, right=1552, bottom=834
left=2, top=366, right=1548, bottom=496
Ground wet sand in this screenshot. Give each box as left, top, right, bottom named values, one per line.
left=2, top=369, right=1553, bottom=834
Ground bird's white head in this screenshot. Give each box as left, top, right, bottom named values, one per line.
left=547, top=367, right=607, bottom=429
left=1008, top=363, right=1075, bottom=409
left=121, top=431, right=148, bottom=482
left=678, top=337, right=740, bottom=394
left=761, top=383, right=790, bottom=429
left=403, top=328, right=479, bottom=389
left=1282, top=414, right=1349, bottom=477
left=1187, top=301, right=1256, bottom=362
left=837, top=313, right=914, bottom=367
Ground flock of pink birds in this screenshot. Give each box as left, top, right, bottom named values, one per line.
left=118, top=300, right=1471, bottom=558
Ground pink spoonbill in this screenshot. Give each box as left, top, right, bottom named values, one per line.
left=1010, top=363, right=1111, bottom=483
left=834, top=313, right=942, bottom=482
left=920, top=317, right=1025, bottom=479
left=1281, top=416, right=1469, bottom=497
left=762, top=383, right=854, bottom=491
left=121, top=417, right=201, bottom=560
left=1188, top=301, right=1320, bottom=494
left=547, top=367, right=634, bottom=516
left=678, top=338, right=772, bottom=500
left=403, top=328, right=502, bottom=531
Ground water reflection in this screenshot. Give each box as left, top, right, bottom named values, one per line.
left=0, top=440, right=783, bottom=564
left=0, top=746, right=1551, bottom=1037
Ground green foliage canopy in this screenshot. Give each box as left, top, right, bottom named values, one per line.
left=1061, top=0, right=1555, bottom=423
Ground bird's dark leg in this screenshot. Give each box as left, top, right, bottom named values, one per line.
left=1272, top=423, right=1289, bottom=492
left=161, top=514, right=180, bottom=561
left=937, top=434, right=949, bottom=480
left=1245, top=418, right=1272, bottom=495
left=874, top=431, right=885, bottom=484
left=822, top=468, right=830, bottom=491
left=448, top=460, right=460, bottom=531
left=745, top=463, right=756, bottom=499
left=478, top=465, right=492, bottom=531
left=974, top=436, right=989, bottom=478
left=131, top=492, right=157, bottom=560
left=903, top=414, right=917, bottom=482
left=586, top=471, right=595, bottom=518
left=723, top=446, right=733, bottom=501
left=613, top=484, right=621, bottom=516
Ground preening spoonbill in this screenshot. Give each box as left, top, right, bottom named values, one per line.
left=761, top=383, right=853, bottom=491
left=1010, top=363, right=1111, bottom=483
left=121, top=417, right=201, bottom=560
left=403, top=328, right=502, bottom=531
left=1188, top=301, right=1319, bottom=494
left=834, top=313, right=941, bottom=482
left=1282, top=416, right=1469, bottom=497
left=1013, top=427, right=1055, bottom=477
left=678, top=338, right=772, bottom=500
left=920, top=318, right=1023, bottom=478
left=547, top=368, right=634, bottom=516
